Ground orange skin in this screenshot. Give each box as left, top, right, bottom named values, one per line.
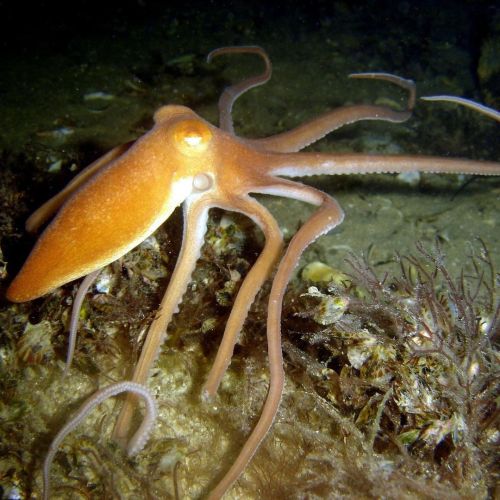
left=6, top=47, right=500, bottom=498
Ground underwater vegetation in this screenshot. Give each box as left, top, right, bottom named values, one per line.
left=280, top=240, right=499, bottom=498
left=0, top=228, right=498, bottom=498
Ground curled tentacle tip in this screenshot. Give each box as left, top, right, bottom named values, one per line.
left=347, top=72, right=416, bottom=111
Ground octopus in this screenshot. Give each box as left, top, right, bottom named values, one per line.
left=6, top=46, right=500, bottom=499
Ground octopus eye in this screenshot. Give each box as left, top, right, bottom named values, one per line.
left=172, top=119, right=213, bottom=156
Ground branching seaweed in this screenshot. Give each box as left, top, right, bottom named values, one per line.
left=282, top=240, right=498, bottom=496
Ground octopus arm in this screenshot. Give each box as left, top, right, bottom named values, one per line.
left=263, top=152, right=500, bottom=177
